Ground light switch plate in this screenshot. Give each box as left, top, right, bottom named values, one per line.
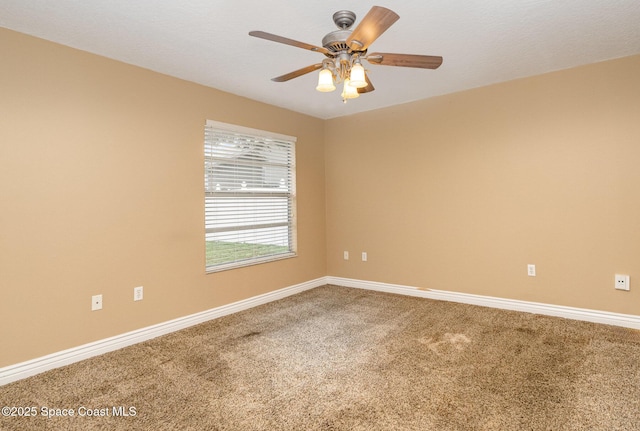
left=134, top=286, right=144, bottom=301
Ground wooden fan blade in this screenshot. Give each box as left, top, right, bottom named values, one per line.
left=249, top=31, right=330, bottom=56
left=272, top=64, right=323, bottom=82
left=366, top=53, right=443, bottom=69
left=357, top=73, right=375, bottom=94
left=346, top=6, right=399, bottom=51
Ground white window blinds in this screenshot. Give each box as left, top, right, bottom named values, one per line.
left=204, top=120, right=297, bottom=272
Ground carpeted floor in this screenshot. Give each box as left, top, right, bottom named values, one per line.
left=1, top=285, right=639, bottom=430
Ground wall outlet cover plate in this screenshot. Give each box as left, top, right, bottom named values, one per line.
left=615, top=274, right=630, bottom=291
left=91, top=294, right=103, bottom=311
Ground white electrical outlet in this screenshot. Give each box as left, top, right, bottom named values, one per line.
left=134, top=286, right=144, bottom=301
left=527, top=264, right=536, bottom=277
left=362, top=252, right=368, bottom=262
left=343, top=251, right=349, bottom=260
left=615, top=274, right=630, bottom=291
left=91, top=294, right=103, bottom=311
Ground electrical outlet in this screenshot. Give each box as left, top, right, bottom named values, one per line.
left=527, top=264, right=536, bottom=277
left=343, top=251, right=349, bottom=260
left=615, top=274, right=630, bottom=291
left=134, top=286, right=144, bottom=301
left=362, top=252, right=368, bottom=262
left=91, top=294, right=103, bottom=311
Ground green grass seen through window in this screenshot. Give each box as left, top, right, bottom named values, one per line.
left=206, top=241, right=290, bottom=267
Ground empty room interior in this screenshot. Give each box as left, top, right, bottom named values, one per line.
left=1, top=1, right=639, bottom=429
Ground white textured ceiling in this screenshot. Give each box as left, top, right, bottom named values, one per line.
left=1, top=0, right=639, bottom=119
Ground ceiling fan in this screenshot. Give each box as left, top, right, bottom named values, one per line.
left=249, top=6, right=442, bottom=103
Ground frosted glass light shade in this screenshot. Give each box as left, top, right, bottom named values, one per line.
left=349, top=63, right=367, bottom=88
left=316, top=69, right=336, bottom=92
left=341, top=79, right=360, bottom=100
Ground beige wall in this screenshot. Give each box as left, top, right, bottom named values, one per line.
left=0, top=28, right=326, bottom=367
left=2, top=26, right=639, bottom=368
left=325, top=55, right=640, bottom=315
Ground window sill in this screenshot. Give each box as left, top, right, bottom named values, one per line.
left=205, top=252, right=297, bottom=274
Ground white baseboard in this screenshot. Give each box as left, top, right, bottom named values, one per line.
left=327, top=276, right=640, bottom=330
left=3, top=275, right=638, bottom=386
left=0, top=277, right=326, bottom=386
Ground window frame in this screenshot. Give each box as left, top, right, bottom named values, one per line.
left=204, top=120, right=297, bottom=273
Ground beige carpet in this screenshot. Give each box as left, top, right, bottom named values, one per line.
left=1, top=285, right=639, bottom=430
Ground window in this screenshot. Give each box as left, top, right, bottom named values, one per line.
left=204, top=120, right=297, bottom=272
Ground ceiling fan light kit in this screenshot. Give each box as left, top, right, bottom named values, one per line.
left=348, top=61, right=367, bottom=89
left=340, top=79, right=360, bottom=101
left=315, top=67, right=336, bottom=92
left=249, top=6, right=443, bottom=103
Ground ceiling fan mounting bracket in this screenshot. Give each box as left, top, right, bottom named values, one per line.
left=332, top=10, right=356, bottom=29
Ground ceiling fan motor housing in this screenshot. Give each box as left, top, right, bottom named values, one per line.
left=323, top=11, right=367, bottom=56
left=322, top=30, right=353, bottom=55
